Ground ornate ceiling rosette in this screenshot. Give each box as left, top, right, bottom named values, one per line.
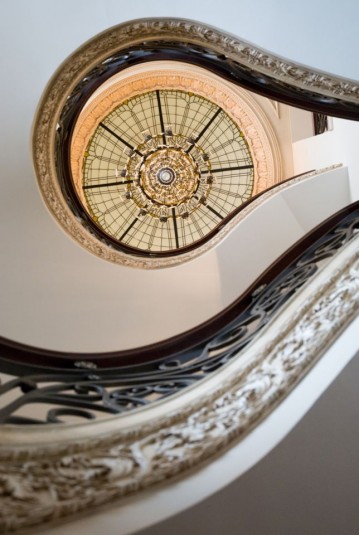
left=69, top=63, right=280, bottom=259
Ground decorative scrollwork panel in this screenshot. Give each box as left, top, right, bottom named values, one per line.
left=1, top=205, right=358, bottom=425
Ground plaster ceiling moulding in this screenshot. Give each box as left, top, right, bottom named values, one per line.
left=71, top=62, right=281, bottom=205
left=32, top=18, right=359, bottom=269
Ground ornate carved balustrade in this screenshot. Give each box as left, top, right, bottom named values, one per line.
left=1, top=198, right=359, bottom=426
left=1, top=198, right=359, bottom=533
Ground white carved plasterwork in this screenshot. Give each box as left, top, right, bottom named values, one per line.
left=1, top=233, right=359, bottom=533
left=32, top=18, right=359, bottom=269
left=37, top=18, right=359, bottom=103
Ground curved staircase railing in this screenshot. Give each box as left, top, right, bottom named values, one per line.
left=1, top=198, right=358, bottom=425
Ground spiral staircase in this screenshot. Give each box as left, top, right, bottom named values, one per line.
left=1, top=3, right=359, bottom=535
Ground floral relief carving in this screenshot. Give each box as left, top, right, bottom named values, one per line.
left=1, top=236, right=359, bottom=532
left=55, top=19, right=359, bottom=101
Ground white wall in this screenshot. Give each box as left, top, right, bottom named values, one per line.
left=217, top=167, right=350, bottom=307
left=293, top=118, right=359, bottom=201
left=0, top=164, right=349, bottom=352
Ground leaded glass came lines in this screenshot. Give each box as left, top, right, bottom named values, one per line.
left=83, top=89, right=254, bottom=252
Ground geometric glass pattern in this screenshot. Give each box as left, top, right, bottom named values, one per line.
left=82, top=89, right=254, bottom=252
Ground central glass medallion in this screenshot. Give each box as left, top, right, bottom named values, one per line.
left=139, top=146, right=200, bottom=207
left=157, top=167, right=175, bottom=185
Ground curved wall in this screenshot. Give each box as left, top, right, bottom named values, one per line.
left=0, top=167, right=350, bottom=352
